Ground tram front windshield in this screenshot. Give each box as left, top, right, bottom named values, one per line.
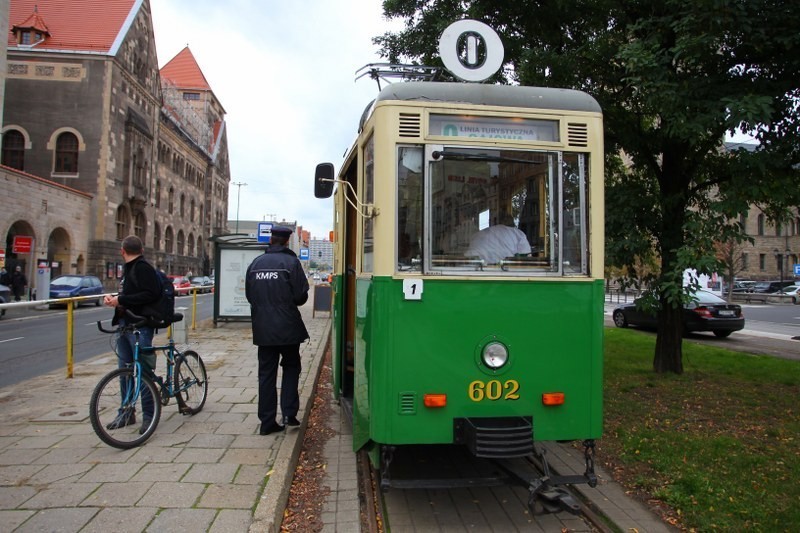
left=397, top=146, right=588, bottom=276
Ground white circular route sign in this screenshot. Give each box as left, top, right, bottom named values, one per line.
left=438, top=19, right=505, bottom=82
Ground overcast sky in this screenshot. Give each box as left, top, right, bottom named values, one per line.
left=151, top=0, right=402, bottom=240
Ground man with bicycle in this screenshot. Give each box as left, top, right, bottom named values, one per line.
left=103, top=235, right=162, bottom=433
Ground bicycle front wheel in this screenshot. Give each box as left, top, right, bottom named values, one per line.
left=89, top=368, right=162, bottom=449
left=174, top=350, right=208, bottom=415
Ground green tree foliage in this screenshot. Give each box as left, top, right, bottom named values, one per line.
left=376, top=0, right=800, bottom=373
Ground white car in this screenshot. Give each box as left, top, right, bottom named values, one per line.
left=775, top=285, right=800, bottom=304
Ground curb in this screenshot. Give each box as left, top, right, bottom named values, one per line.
left=249, top=320, right=332, bottom=533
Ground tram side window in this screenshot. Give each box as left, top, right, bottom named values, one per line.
left=562, top=153, right=587, bottom=274
left=397, top=146, right=424, bottom=271
left=363, top=135, right=375, bottom=273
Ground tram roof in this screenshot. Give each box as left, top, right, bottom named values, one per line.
left=375, top=82, right=601, bottom=113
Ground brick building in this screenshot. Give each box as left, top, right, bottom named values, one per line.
left=0, top=0, right=230, bottom=292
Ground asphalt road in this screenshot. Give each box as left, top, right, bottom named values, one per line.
left=0, top=293, right=214, bottom=388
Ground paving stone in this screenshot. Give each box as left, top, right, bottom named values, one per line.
left=136, top=481, right=205, bottom=508
left=80, top=480, right=153, bottom=507
left=209, top=509, right=253, bottom=532
left=13, top=507, right=98, bottom=533
left=146, top=508, right=217, bottom=532
left=197, top=483, right=260, bottom=509
left=80, top=506, right=159, bottom=533
left=182, top=462, right=238, bottom=483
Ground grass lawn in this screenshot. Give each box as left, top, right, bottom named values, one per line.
left=601, top=328, right=800, bottom=531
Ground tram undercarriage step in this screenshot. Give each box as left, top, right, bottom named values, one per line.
left=454, top=416, right=534, bottom=458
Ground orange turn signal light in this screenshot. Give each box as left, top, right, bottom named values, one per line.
left=423, top=394, right=447, bottom=408
left=542, top=392, right=565, bottom=406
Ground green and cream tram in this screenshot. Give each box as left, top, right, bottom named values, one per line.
left=315, top=81, right=603, bottom=481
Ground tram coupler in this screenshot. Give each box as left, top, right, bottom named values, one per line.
left=495, top=439, right=598, bottom=515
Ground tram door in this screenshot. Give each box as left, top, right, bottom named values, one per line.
left=340, top=160, right=358, bottom=400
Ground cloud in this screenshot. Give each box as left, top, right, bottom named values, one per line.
left=151, top=0, right=400, bottom=239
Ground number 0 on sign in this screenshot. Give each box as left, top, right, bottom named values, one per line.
left=403, top=279, right=423, bottom=300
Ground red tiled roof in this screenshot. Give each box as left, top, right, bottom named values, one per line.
left=160, top=47, right=211, bottom=90
left=8, top=0, right=138, bottom=54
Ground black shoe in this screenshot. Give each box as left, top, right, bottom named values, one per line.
left=259, top=423, right=285, bottom=435
left=106, top=409, right=136, bottom=430
left=282, top=416, right=300, bottom=427
left=139, top=417, right=153, bottom=435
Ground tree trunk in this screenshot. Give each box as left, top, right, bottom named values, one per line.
left=653, top=295, right=684, bottom=374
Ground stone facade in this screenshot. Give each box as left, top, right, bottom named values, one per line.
left=0, top=166, right=92, bottom=280
left=1, top=0, right=230, bottom=292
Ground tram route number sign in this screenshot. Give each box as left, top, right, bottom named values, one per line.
left=794, top=264, right=800, bottom=277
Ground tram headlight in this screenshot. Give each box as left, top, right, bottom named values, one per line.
left=482, top=342, right=508, bottom=369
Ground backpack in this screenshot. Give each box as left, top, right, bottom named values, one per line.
left=130, top=264, right=176, bottom=328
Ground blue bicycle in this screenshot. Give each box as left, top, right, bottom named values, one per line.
left=90, top=310, right=208, bottom=448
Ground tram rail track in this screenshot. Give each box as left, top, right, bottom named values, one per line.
left=357, top=445, right=614, bottom=532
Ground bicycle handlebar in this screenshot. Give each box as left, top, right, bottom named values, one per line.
left=96, top=309, right=151, bottom=334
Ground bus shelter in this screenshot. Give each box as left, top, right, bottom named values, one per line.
left=210, top=234, right=266, bottom=324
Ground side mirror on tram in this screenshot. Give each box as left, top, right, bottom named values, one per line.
left=314, top=163, right=335, bottom=199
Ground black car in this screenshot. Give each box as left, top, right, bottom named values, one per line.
left=612, top=290, right=745, bottom=338
left=49, top=275, right=104, bottom=307
left=752, top=280, right=795, bottom=293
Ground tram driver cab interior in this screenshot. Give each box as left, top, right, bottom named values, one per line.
left=397, top=146, right=588, bottom=275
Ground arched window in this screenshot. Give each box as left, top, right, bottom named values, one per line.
left=1, top=130, right=25, bottom=170
left=55, top=132, right=79, bottom=173
left=757, top=214, right=765, bottom=236
left=190, top=198, right=195, bottom=222
left=180, top=194, right=186, bottom=218
left=116, top=206, right=130, bottom=240
left=153, top=222, right=161, bottom=251
left=155, top=180, right=161, bottom=208
left=168, top=187, right=175, bottom=214
left=177, top=230, right=185, bottom=255
left=197, top=236, right=203, bottom=257
left=164, top=227, right=174, bottom=253
left=133, top=212, right=146, bottom=240
left=187, top=233, right=195, bottom=256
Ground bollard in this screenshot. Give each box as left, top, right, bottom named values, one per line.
left=173, top=306, right=189, bottom=344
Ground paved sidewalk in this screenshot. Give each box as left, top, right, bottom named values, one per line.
left=0, top=301, right=331, bottom=533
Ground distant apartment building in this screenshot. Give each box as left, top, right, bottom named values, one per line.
left=309, top=239, right=333, bottom=271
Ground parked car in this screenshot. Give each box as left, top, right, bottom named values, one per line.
left=774, top=285, right=800, bottom=304
left=612, top=290, right=745, bottom=338
left=753, top=280, right=795, bottom=293
left=730, top=280, right=756, bottom=293
left=0, top=283, right=10, bottom=317
left=49, top=275, right=104, bottom=307
left=189, top=276, right=213, bottom=293
left=168, top=275, right=192, bottom=295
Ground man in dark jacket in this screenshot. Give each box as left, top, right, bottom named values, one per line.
left=11, top=266, right=27, bottom=301
left=245, top=226, right=310, bottom=435
left=103, top=235, right=162, bottom=432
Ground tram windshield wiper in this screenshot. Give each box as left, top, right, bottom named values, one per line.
left=431, top=151, right=542, bottom=165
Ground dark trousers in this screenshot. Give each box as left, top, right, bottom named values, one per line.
left=257, top=344, right=301, bottom=427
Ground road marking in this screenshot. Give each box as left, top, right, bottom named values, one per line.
left=0, top=337, right=23, bottom=344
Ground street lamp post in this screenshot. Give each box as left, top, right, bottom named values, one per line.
left=232, top=182, right=247, bottom=233
left=774, top=247, right=791, bottom=288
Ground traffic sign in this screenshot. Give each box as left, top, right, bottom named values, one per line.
left=257, top=223, right=272, bottom=244
left=299, top=248, right=309, bottom=260
left=12, top=235, right=33, bottom=254
left=794, top=264, right=800, bottom=276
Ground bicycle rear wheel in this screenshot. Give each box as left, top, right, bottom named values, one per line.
left=89, top=368, right=162, bottom=449
left=174, top=350, right=208, bottom=415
